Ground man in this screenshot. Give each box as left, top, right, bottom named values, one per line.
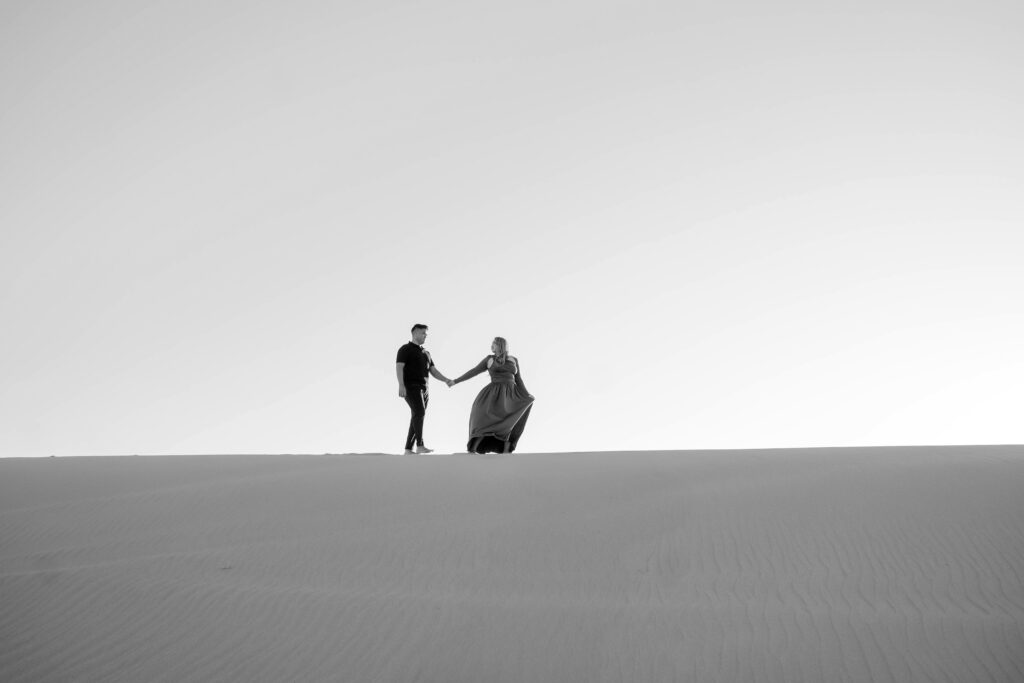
left=396, top=324, right=452, bottom=454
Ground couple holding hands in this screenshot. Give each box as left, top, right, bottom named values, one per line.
left=396, top=324, right=535, bottom=455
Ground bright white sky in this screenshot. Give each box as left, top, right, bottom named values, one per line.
left=2, top=0, right=1022, bottom=456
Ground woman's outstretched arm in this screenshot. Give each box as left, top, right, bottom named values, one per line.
left=452, top=356, right=490, bottom=384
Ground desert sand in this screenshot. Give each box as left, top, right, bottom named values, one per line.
left=2, top=446, right=1023, bottom=682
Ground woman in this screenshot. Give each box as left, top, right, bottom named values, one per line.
left=448, top=337, right=535, bottom=454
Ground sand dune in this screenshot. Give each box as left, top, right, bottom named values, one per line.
left=2, top=446, right=1023, bottom=682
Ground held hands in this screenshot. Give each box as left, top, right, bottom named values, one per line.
left=445, top=379, right=455, bottom=388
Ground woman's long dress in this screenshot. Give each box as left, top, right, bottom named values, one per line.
left=455, top=355, right=535, bottom=454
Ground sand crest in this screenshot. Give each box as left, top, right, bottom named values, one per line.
left=2, top=446, right=1023, bottom=682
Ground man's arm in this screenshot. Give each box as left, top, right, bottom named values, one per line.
left=429, top=366, right=451, bottom=384
left=396, top=362, right=407, bottom=397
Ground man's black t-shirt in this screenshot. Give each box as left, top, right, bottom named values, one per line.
left=396, top=342, right=435, bottom=388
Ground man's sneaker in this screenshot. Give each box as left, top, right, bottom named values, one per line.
left=403, top=449, right=415, bottom=455
left=414, top=446, right=434, bottom=454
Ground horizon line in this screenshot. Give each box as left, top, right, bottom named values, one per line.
left=3, top=443, right=1023, bottom=459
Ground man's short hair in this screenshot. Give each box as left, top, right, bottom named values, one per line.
left=411, top=323, right=429, bottom=334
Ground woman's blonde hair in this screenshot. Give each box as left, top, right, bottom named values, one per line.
left=493, top=337, right=509, bottom=364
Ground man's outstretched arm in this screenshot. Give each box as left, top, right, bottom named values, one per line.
left=429, top=366, right=452, bottom=385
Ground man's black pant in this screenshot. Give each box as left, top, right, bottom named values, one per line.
left=403, top=387, right=428, bottom=450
